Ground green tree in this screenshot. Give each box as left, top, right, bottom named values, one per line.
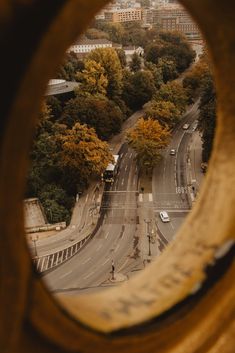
left=46, top=95, right=63, bottom=121
left=198, top=74, right=216, bottom=162
left=126, top=118, right=170, bottom=170
left=145, top=43, right=162, bottom=65
left=155, top=81, right=188, bottom=114
left=157, top=57, right=178, bottom=83
left=145, top=100, right=181, bottom=129
left=60, top=95, right=123, bottom=140
left=130, top=52, right=142, bottom=72
left=76, top=59, right=108, bottom=96
left=115, top=48, right=127, bottom=68
left=87, top=48, right=123, bottom=99
left=56, top=52, right=84, bottom=81
left=122, top=70, right=156, bottom=110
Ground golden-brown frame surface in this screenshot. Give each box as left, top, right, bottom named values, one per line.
left=0, top=0, right=234, bottom=352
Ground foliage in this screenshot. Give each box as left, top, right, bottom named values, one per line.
left=145, top=100, right=181, bottom=129
left=183, top=57, right=210, bottom=100
left=198, top=73, right=216, bottom=162
left=144, top=62, right=163, bottom=89
left=87, top=48, right=123, bottom=99
left=157, top=57, right=178, bottom=83
left=46, top=96, right=63, bottom=121
left=126, top=117, right=170, bottom=170
left=115, top=48, right=127, bottom=68
left=122, top=70, right=156, bottom=110
left=56, top=52, right=84, bottom=81
left=154, top=81, right=188, bottom=114
left=85, top=28, right=109, bottom=40
left=145, top=32, right=196, bottom=74
left=58, top=122, right=113, bottom=180
left=76, top=59, right=108, bottom=96
left=60, top=94, right=124, bottom=140
left=130, top=52, right=142, bottom=72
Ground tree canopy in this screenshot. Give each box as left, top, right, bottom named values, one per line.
left=126, top=117, right=170, bottom=170
left=87, top=47, right=123, bottom=99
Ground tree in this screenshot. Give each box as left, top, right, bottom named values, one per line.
left=115, top=48, right=127, bottom=68
left=145, top=43, right=162, bottom=65
left=76, top=59, right=108, bottom=96
left=198, top=73, right=216, bottom=162
left=46, top=95, right=63, bottom=121
left=85, top=28, right=109, bottom=40
left=157, top=57, right=178, bottom=83
left=60, top=95, right=123, bottom=140
left=56, top=52, right=84, bottom=81
left=154, top=81, right=188, bottom=114
left=145, top=62, right=163, bottom=89
left=130, top=52, right=142, bottom=72
left=145, top=100, right=181, bottom=129
left=58, top=122, right=113, bottom=181
left=126, top=118, right=170, bottom=170
left=122, top=70, right=156, bottom=110
left=87, top=48, right=123, bottom=99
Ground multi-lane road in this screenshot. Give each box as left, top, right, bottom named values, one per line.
left=42, top=100, right=203, bottom=294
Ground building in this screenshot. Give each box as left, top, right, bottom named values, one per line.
left=68, top=38, right=113, bottom=55
left=104, top=8, right=143, bottom=23
left=153, top=4, right=201, bottom=40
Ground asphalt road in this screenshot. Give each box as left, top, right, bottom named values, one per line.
left=44, top=144, right=141, bottom=293
left=43, top=101, right=203, bottom=293
left=153, top=100, right=202, bottom=244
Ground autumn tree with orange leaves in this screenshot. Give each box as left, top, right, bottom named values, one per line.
left=126, top=117, right=170, bottom=170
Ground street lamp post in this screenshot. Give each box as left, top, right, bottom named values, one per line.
left=144, top=219, right=152, bottom=257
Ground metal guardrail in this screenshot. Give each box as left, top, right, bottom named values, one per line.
left=32, top=233, right=91, bottom=273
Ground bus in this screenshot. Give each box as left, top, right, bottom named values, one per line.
left=102, top=155, right=119, bottom=184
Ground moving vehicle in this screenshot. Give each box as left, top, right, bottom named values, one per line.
left=170, top=149, right=176, bottom=155
left=183, top=123, right=190, bottom=130
left=102, top=155, right=119, bottom=183
left=159, top=211, right=170, bottom=223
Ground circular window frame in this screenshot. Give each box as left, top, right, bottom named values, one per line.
left=0, top=0, right=235, bottom=352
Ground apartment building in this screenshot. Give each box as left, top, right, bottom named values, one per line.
left=104, top=8, right=143, bottom=23
left=153, top=4, right=201, bottom=40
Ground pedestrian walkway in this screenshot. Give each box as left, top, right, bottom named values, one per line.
left=24, top=198, right=46, bottom=228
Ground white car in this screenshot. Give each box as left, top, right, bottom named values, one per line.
left=170, top=149, right=176, bottom=155
left=159, top=211, right=170, bottom=223
left=183, top=123, right=190, bottom=130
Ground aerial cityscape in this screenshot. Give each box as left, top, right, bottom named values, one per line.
left=25, top=0, right=216, bottom=296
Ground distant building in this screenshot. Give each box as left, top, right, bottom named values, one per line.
left=68, top=38, right=113, bottom=55
left=123, top=46, right=144, bottom=62
left=104, top=8, right=143, bottom=23
left=152, top=4, right=201, bottom=40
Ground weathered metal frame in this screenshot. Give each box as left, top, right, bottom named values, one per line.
left=0, top=0, right=234, bottom=352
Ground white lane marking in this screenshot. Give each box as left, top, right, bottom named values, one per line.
left=139, top=194, right=143, bottom=202
left=59, top=270, right=72, bottom=279
left=105, top=232, right=109, bottom=239
left=85, top=194, right=88, bottom=203
left=115, top=244, right=120, bottom=252
left=129, top=153, right=133, bottom=159
left=81, top=257, right=91, bottom=265
left=96, top=244, right=102, bottom=251
left=170, top=223, right=174, bottom=230
left=101, top=258, right=110, bottom=266
left=97, top=195, right=102, bottom=203
left=121, top=178, right=124, bottom=185
left=125, top=165, right=128, bottom=171
left=149, top=193, right=153, bottom=202
left=83, top=271, right=94, bottom=280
